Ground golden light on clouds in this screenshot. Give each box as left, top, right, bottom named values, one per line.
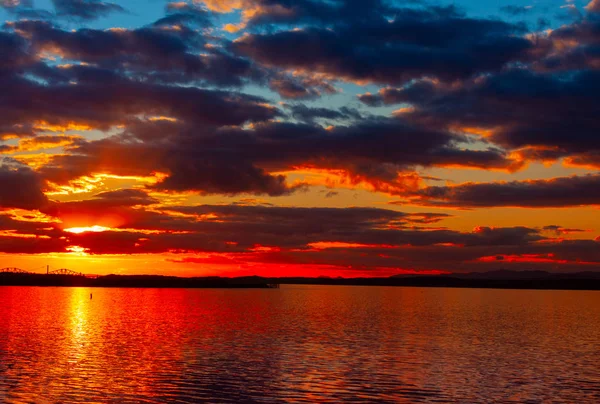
left=64, top=226, right=111, bottom=234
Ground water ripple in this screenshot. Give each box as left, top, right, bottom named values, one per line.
left=0, top=286, right=599, bottom=403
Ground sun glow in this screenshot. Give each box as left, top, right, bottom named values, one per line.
left=66, top=245, right=90, bottom=256
left=65, top=225, right=111, bottom=234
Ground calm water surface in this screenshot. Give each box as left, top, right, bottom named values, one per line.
left=0, top=285, right=599, bottom=403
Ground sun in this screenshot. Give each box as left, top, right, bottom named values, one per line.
left=64, top=225, right=111, bottom=234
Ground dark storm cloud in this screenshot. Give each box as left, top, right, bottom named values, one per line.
left=406, top=174, right=600, bottom=208
left=0, top=70, right=278, bottom=138
left=533, top=15, right=600, bottom=71
left=213, top=118, right=516, bottom=174
left=9, top=20, right=262, bottom=87
left=0, top=165, right=48, bottom=209
left=13, top=19, right=193, bottom=58
left=52, top=0, right=125, bottom=21
left=362, top=68, right=600, bottom=167
left=0, top=31, right=32, bottom=71
left=233, top=6, right=531, bottom=86
left=39, top=135, right=303, bottom=197
left=154, top=161, right=302, bottom=196
left=37, top=115, right=518, bottom=195
left=243, top=0, right=394, bottom=26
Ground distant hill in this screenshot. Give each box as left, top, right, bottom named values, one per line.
left=440, top=270, right=600, bottom=280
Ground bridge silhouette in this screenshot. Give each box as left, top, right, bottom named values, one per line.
left=0, top=267, right=91, bottom=277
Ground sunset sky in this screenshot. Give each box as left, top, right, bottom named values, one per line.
left=0, top=0, right=599, bottom=277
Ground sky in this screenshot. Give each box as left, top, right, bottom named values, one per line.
left=0, top=0, right=599, bottom=277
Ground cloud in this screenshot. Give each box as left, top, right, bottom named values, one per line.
left=0, top=31, right=32, bottom=71
left=92, top=189, right=159, bottom=206
left=232, top=6, right=531, bottom=86
left=586, top=0, right=600, bottom=13
left=284, top=104, right=362, bottom=123
left=368, top=69, right=600, bottom=168
left=35, top=203, right=600, bottom=271
left=52, top=0, right=125, bottom=21
left=153, top=2, right=213, bottom=27
left=358, top=80, right=443, bottom=107
left=0, top=0, right=599, bottom=276
left=153, top=161, right=303, bottom=196
left=9, top=20, right=265, bottom=87
left=543, top=225, right=588, bottom=235
left=405, top=174, right=600, bottom=208
left=0, top=165, right=48, bottom=209
left=0, top=0, right=53, bottom=19
left=0, top=198, right=597, bottom=273
left=0, top=67, right=278, bottom=142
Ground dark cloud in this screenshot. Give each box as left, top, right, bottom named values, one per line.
left=534, top=16, right=600, bottom=72
left=40, top=191, right=160, bottom=228
left=92, top=189, right=159, bottom=206
left=284, top=104, right=362, bottom=123
left=405, top=174, right=600, bottom=208
left=366, top=69, right=600, bottom=168
left=0, top=69, right=278, bottom=139
left=543, top=225, right=588, bottom=235
left=269, top=75, right=338, bottom=100
left=153, top=160, right=302, bottom=196
left=0, top=31, right=32, bottom=71
left=153, top=2, right=212, bottom=27
left=0, top=198, right=596, bottom=272
left=52, top=0, right=125, bottom=21
left=358, top=80, right=442, bottom=107
left=269, top=78, right=321, bottom=100
left=9, top=20, right=262, bottom=87
left=0, top=165, right=48, bottom=209
left=61, top=204, right=535, bottom=254
left=19, top=104, right=518, bottom=196
left=0, top=0, right=53, bottom=19
left=233, top=6, right=531, bottom=86
left=243, top=0, right=394, bottom=27
left=32, top=203, right=600, bottom=271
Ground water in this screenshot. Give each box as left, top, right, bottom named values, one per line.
left=0, top=286, right=598, bottom=403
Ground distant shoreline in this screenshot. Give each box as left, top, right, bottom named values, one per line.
left=0, top=273, right=276, bottom=289
left=1, top=272, right=600, bottom=291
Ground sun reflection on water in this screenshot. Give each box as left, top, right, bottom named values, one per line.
left=0, top=287, right=598, bottom=403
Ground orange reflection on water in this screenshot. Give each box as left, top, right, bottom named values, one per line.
left=0, top=286, right=599, bottom=402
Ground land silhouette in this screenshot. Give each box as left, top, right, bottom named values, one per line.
left=1, top=271, right=599, bottom=290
